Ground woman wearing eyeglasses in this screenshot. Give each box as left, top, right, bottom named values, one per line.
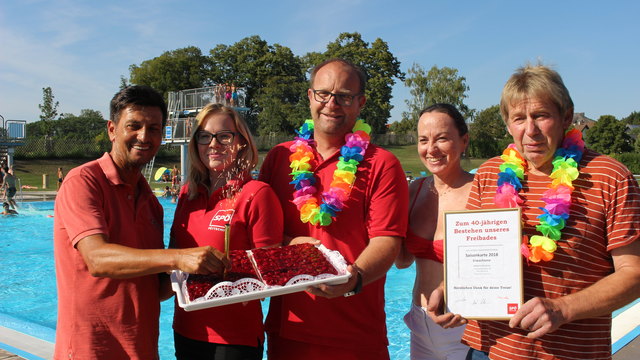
left=170, top=103, right=283, bottom=360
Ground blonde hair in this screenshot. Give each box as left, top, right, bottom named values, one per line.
left=186, top=103, right=258, bottom=200
left=500, top=64, right=573, bottom=122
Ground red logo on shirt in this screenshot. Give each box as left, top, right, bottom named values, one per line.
left=507, top=303, right=519, bottom=314
left=208, top=209, right=235, bottom=231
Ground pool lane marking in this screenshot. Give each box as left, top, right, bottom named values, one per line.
left=612, top=299, right=640, bottom=354
left=613, top=326, right=640, bottom=354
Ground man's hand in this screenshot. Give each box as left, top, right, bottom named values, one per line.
left=509, top=297, right=568, bottom=338
left=426, top=287, right=467, bottom=328
left=306, top=265, right=358, bottom=299
left=286, top=236, right=321, bottom=246
left=175, top=246, right=230, bottom=275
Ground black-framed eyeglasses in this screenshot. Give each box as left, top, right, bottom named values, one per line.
left=195, top=130, right=236, bottom=145
left=312, top=89, right=362, bottom=106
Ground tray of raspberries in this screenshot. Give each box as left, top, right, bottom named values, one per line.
left=171, top=243, right=351, bottom=311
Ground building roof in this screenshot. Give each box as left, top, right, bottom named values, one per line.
left=573, top=112, right=596, bottom=132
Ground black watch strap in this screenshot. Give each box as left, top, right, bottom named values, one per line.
left=344, top=271, right=363, bottom=297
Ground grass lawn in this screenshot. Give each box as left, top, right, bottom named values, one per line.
left=382, top=145, right=486, bottom=176
left=11, top=145, right=488, bottom=191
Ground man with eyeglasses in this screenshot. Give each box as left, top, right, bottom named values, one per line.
left=260, top=58, right=408, bottom=359
left=53, top=86, right=228, bottom=360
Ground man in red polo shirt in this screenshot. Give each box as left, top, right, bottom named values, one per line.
left=260, top=58, right=408, bottom=359
left=53, top=86, right=228, bottom=360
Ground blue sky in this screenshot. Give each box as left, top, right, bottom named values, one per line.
left=1, top=0, right=639, bottom=124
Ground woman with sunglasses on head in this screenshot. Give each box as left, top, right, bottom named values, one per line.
left=170, top=103, right=283, bottom=360
left=396, top=104, right=474, bottom=360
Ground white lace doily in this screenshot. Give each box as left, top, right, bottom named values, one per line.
left=183, top=244, right=349, bottom=304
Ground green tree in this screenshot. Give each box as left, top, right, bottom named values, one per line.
left=629, top=126, right=640, bottom=153
left=209, top=37, right=306, bottom=134
left=585, top=115, right=633, bottom=154
left=468, top=105, right=510, bottom=158
left=54, top=109, right=106, bottom=140
left=397, top=64, right=472, bottom=134
left=255, top=75, right=308, bottom=135
left=129, top=46, right=210, bottom=96
left=622, top=111, right=640, bottom=125
left=305, top=32, right=404, bottom=134
left=38, top=86, right=59, bottom=137
left=119, top=75, right=129, bottom=90
left=388, top=118, right=415, bottom=134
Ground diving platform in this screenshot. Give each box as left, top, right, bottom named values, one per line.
left=144, top=85, right=249, bottom=183
left=0, top=115, right=26, bottom=168
left=163, top=85, right=248, bottom=144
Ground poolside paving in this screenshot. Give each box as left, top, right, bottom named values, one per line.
left=0, top=325, right=53, bottom=360
left=0, top=348, right=25, bottom=359
left=615, top=337, right=640, bottom=360
left=0, top=329, right=637, bottom=360
left=18, top=191, right=57, bottom=202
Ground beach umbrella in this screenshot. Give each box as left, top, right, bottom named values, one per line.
left=154, top=167, right=168, bottom=181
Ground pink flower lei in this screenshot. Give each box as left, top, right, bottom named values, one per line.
left=495, top=129, right=585, bottom=263
left=289, top=119, right=371, bottom=226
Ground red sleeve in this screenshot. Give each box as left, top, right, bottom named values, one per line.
left=258, top=148, right=276, bottom=184
left=169, top=184, right=191, bottom=246
left=56, top=168, right=108, bottom=246
left=466, top=157, right=501, bottom=211
left=602, top=159, right=640, bottom=251
left=246, top=182, right=284, bottom=248
left=366, top=148, right=409, bottom=239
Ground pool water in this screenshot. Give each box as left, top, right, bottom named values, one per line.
left=0, top=199, right=414, bottom=359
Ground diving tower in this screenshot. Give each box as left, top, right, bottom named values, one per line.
left=0, top=115, right=26, bottom=169
left=144, top=85, right=248, bottom=182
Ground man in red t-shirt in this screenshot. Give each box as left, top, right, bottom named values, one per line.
left=53, top=86, right=228, bottom=360
left=259, top=58, right=408, bottom=359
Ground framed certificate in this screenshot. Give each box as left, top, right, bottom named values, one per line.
left=443, top=208, right=523, bottom=320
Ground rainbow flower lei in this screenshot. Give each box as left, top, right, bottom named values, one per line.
left=495, top=129, right=584, bottom=263
left=289, top=119, right=371, bottom=226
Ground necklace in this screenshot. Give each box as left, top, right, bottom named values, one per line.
left=494, top=129, right=584, bottom=263
left=289, top=119, right=371, bottom=226
left=429, top=178, right=454, bottom=197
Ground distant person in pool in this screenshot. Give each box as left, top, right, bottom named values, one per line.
left=53, top=85, right=230, bottom=360
left=395, top=104, right=473, bottom=359
left=56, top=167, right=64, bottom=190
left=171, top=164, right=181, bottom=187
left=1, top=167, right=17, bottom=209
left=170, top=103, right=283, bottom=360
left=1, top=202, right=17, bottom=215
left=428, top=64, right=640, bottom=360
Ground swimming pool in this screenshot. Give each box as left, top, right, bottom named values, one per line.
left=0, top=199, right=414, bottom=359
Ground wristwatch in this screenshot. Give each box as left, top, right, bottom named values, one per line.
left=343, top=271, right=363, bottom=297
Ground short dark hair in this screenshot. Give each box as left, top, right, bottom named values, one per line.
left=419, top=103, right=468, bottom=136
left=110, top=85, right=168, bottom=126
left=309, top=58, right=367, bottom=94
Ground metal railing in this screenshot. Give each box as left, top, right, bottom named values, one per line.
left=164, top=86, right=248, bottom=144
left=0, top=115, right=26, bottom=143
left=167, top=85, right=247, bottom=112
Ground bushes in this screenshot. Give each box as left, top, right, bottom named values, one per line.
left=609, top=153, right=640, bottom=174
left=15, top=137, right=183, bottom=160
left=15, top=137, right=107, bottom=159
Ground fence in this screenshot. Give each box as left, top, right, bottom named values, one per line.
left=15, top=133, right=419, bottom=159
